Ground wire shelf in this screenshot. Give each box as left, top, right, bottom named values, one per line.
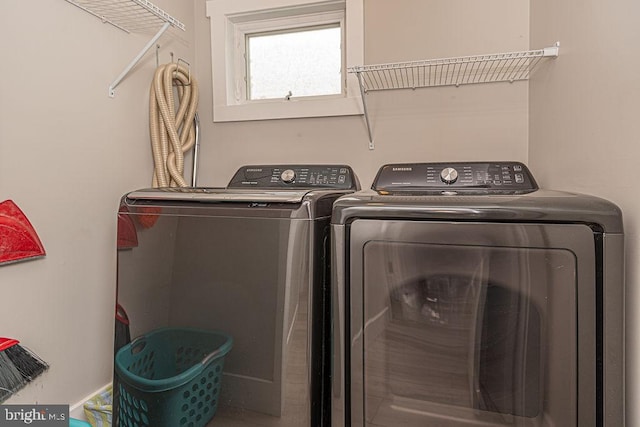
left=349, top=43, right=559, bottom=149
left=349, top=44, right=558, bottom=92
left=64, top=0, right=185, bottom=33
left=63, top=0, right=186, bottom=97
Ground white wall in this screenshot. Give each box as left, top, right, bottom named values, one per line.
left=529, top=0, right=639, bottom=424
left=194, top=0, right=530, bottom=188
left=0, top=0, right=194, bottom=405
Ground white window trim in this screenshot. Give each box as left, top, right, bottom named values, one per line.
left=206, top=0, right=364, bottom=122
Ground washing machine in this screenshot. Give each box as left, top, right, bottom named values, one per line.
left=331, top=162, right=624, bottom=427
left=114, top=164, right=359, bottom=426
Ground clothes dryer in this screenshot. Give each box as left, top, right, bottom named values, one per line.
left=115, top=165, right=359, bottom=426
left=331, top=162, right=623, bottom=427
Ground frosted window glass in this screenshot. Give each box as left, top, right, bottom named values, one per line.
left=248, top=26, right=342, bottom=100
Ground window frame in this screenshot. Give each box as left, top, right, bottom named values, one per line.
left=206, top=0, right=364, bottom=122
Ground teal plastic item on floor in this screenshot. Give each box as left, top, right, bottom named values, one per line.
left=69, top=419, right=91, bottom=427
left=115, top=328, right=233, bottom=427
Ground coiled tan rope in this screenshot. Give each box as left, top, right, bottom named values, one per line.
left=149, top=63, right=199, bottom=188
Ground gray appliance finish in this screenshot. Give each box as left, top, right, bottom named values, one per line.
left=331, top=162, right=624, bottom=427
left=115, top=165, right=359, bottom=427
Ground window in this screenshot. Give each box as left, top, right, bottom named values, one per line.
left=247, top=24, right=342, bottom=100
left=206, top=0, right=364, bottom=122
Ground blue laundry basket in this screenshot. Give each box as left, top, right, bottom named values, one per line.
left=115, top=328, right=233, bottom=427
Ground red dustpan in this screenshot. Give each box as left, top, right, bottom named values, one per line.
left=0, top=200, right=46, bottom=265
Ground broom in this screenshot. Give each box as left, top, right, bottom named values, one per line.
left=0, top=337, right=49, bottom=403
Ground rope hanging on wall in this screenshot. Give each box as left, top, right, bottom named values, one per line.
left=149, top=62, right=199, bottom=188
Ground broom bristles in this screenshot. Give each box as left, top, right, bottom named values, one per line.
left=4, top=344, right=49, bottom=380
left=0, top=352, right=29, bottom=403
left=0, top=344, right=48, bottom=403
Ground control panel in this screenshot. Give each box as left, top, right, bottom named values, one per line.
left=227, top=165, right=358, bottom=190
left=373, top=162, right=538, bottom=195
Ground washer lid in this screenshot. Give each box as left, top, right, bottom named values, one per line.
left=125, top=188, right=310, bottom=203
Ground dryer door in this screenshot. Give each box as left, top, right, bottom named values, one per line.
left=343, top=220, right=597, bottom=427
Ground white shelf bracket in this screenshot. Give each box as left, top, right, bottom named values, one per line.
left=543, top=41, right=560, bottom=58
left=109, top=21, right=171, bottom=98
left=355, top=73, right=375, bottom=150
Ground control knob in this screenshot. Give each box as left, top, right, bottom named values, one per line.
left=440, top=167, right=459, bottom=184
left=280, top=169, right=296, bottom=183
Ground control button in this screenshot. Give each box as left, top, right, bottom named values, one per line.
left=281, top=169, right=296, bottom=183
left=515, top=173, right=524, bottom=183
left=513, top=164, right=523, bottom=171
left=338, top=175, right=346, bottom=184
left=440, top=167, right=459, bottom=184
